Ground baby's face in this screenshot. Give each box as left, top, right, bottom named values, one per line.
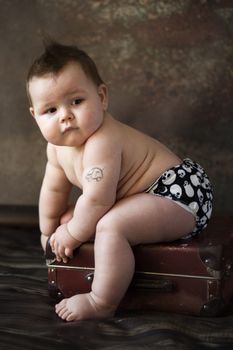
left=28, top=62, right=108, bottom=146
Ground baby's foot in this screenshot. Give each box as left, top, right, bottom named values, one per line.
left=55, top=292, right=116, bottom=321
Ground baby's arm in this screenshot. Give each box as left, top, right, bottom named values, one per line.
left=69, top=135, right=121, bottom=240
left=52, top=133, right=122, bottom=261
left=39, top=144, right=72, bottom=244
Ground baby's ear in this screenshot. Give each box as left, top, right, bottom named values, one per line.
left=98, top=84, right=108, bottom=111
left=29, top=107, right=35, bottom=117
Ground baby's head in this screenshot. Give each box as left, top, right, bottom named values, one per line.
left=27, top=40, right=108, bottom=147
left=26, top=40, right=104, bottom=105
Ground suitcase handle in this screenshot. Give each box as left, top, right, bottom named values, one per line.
left=132, top=278, right=174, bottom=292
left=85, top=273, right=174, bottom=292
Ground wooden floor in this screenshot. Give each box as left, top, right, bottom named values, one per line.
left=0, top=214, right=233, bottom=349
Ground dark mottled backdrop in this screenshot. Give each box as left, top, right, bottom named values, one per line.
left=0, top=0, right=232, bottom=212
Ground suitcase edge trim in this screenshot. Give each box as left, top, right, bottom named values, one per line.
left=46, top=261, right=220, bottom=280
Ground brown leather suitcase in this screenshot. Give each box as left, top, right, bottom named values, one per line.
left=46, top=217, right=233, bottom=316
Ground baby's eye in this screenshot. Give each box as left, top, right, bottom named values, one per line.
left=72, top=98, right=83, bottom=105
left=46, top=107, right=57, bottom=114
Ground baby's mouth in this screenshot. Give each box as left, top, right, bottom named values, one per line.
left=62, top=126, right=78, bottom=134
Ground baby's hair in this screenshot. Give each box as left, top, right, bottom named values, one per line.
left=26, top=38, right=104, bottom=104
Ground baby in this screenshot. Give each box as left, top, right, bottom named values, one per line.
left=27, top=41, right=213, bottom=321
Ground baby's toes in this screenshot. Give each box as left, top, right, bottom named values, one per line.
left=60, top=309, right=73, bottom=321
left=66, top=312, right=77, bottom=322
left=55, top=298, right=67, bottom=313
left=56, top=305, right=68, bottom=318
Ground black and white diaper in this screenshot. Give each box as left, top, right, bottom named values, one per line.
left=145, top=158, right=213, bottom=238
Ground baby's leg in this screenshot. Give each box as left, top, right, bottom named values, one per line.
left=56, top=193, right=195, bottom=321
left=40, top=234, right=48, bottom=251
left=56, top=224, right=134, bottom=321
left=60, top=205, right=75, bottom=224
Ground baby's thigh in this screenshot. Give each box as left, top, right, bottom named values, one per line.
left=98, top=193, right=195, bottom=245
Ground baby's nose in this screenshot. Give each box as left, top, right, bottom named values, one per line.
left=59, top=111, right=74, bottom=123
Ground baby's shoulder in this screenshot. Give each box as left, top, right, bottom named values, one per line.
left=88, top=115, right=121, bottom=144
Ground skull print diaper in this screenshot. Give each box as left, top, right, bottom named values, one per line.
left=145, top=158, right=213, bottom=238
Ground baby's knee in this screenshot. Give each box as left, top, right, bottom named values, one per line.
left=96, top=215, right=119, bottom=237
left=95, top=215, right=128, bottom=248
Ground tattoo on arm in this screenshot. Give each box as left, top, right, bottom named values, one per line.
left=85, top=167, right=104, bottom=182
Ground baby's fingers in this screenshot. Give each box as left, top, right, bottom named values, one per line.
left=52, top=241, right=61, bottom=262
left=64, top=247, right=73, bottom=259
left=57, top=245, right=68, bottom=263
left=49, top=234, right=55, bottom=251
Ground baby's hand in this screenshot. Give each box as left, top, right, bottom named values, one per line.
left=50, top=223, right=81, bottom=263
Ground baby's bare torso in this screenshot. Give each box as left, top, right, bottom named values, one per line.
left=54, top=114, right=181, bottom=199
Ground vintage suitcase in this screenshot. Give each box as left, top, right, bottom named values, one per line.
left=46, top=217, right=233, bottom=316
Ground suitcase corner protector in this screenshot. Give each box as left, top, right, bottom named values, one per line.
left=48, top=282, right=64, bottom=301
left=200, top=298, right=225, bottom=317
